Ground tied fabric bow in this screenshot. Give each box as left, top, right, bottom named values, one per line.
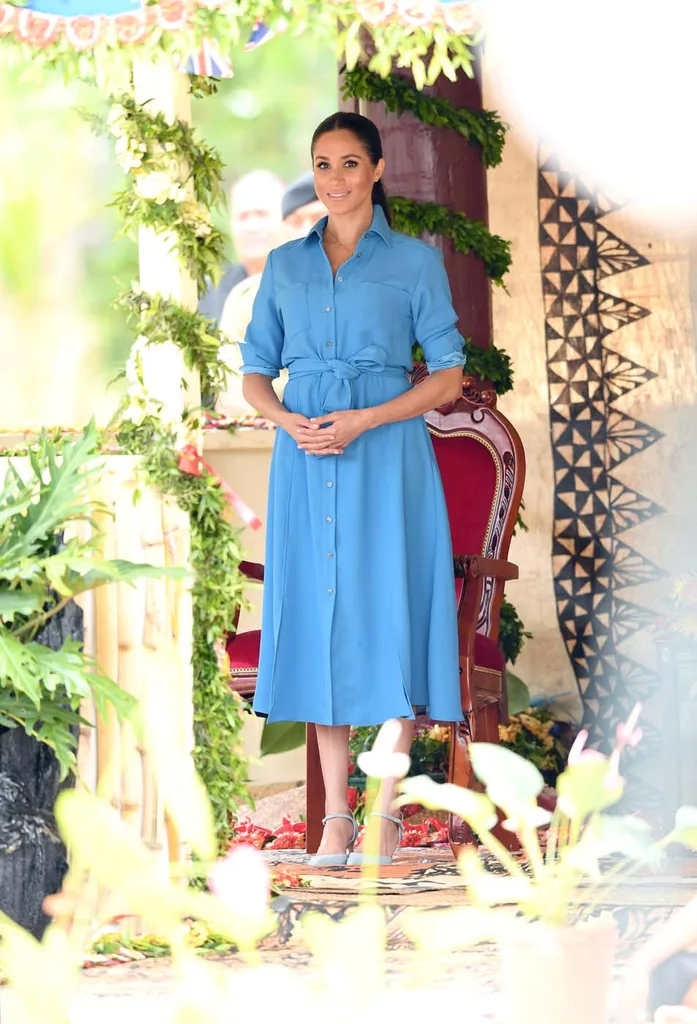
left=178, top=444, right=262, bottom=530
left=288, top=346, right=405, bottom=412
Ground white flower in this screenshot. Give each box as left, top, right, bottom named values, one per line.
left=133, top=171, right=175, bottom=203
left=357, top=718, right=411, bottom=780
left=164, top=142, right=176, bottom=152
left=106, top=104, right=126, bottom=135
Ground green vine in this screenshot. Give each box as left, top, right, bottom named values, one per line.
left=106, top=96, right=226, bottom=293
left=412, top=339, right=514, bottom=396
left=116, top=290, right=229, bottom=402
left=341, top=65, right=507, bottom=169
left=391, top=197, right=511, bottom=286
left=500, top=597, right=532, bottom=666
left=116, top=419, right=249, bottom=852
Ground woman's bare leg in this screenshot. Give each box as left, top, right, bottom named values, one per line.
left=358, top=717, right=415, bottom=858
left=314, top=723, right=353, bottom=856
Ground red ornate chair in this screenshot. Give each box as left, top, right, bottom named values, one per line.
left=225, top=371, right=526, bottom=857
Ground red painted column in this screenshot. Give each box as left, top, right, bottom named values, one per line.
left=340, top=64, right=492, bottom=350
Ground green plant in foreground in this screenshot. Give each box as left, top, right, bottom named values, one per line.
left=399, top=705, right=697, bottom=926
left=0, top=425, right=185, bottom=775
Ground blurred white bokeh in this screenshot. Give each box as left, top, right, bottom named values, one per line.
left=482, top=0, right=697, bottom=227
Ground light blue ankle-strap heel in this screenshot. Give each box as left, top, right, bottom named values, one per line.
left=346, top=811, right=404, bottom=867
left=308, top=812, right=359, bottom=867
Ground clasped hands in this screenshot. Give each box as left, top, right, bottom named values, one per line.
left=281, top=410, right=371, bottom=455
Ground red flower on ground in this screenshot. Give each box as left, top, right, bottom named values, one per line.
left=266, top=831, right=304, bottom=850
left=271, top=867, right=307, bottom=889
left=347, top=787, right=359, bottom=811
left=228, top=818, right=272, bottom=851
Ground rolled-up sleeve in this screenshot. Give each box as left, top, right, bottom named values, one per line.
left=239, top=251, right=283, bottom=379
left=411, top=246, right=466, bottom=373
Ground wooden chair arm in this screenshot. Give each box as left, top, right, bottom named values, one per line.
left=239, top=560, right=265, bottom=582
left=454, top=555, right=519, bottom=581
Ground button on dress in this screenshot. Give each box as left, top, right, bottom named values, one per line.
left=240, top=205, right=465, bottom=726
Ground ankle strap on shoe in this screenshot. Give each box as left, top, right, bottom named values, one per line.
left=321, top=812, right=358, bottom=841
left=369, top=811, right=404, bottom=838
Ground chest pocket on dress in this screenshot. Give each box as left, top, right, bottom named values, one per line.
left=278, top=283, right=311, bottom=341
left=359, top=282, right=412, bottom=341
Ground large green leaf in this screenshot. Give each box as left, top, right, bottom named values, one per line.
left=260, top=720, right=306, bottom=757
left=0, top=589, right=43, bottom=622
left=398, top=775, right=498, bottom=834
left=505, top=671, right=530, bottom=715
left=0, top=427, right=102, bottom=572
left=556, top=758, right=623, bottom=820
left=0, top=629, right=41, bottom=705
left=469, top=742, right=544, bottom=815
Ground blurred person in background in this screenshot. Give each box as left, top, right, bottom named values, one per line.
left=217, top=172, right=326, bottom=417
left=199, top=169, right=285, bottom=324
left=281, top=170, right=326, bottom=240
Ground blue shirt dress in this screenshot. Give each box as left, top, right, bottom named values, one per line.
left=240, top=205, right=465, bottom=726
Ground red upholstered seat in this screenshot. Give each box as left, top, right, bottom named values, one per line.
left=226, top=603, right=502, bottom=678
left=430, top=432, right=499, bottom=557
left=226, top=629, right=260, bottom=673
left=474, top=632, right=504, bottom=674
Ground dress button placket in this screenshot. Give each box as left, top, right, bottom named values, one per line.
left=324, top=282, right=338, bottom=606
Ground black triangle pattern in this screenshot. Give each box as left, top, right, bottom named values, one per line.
left=596, top=225, right=650, bottom=280
left=537, top=151, right=665, bottom=803
left=611, top=597, right=660, bottom=645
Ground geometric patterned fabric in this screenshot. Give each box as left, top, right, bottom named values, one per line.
left=538, top=151, right=665, bottom=806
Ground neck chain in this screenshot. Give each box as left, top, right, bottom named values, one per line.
left=324, top=226, right=352, bottom=249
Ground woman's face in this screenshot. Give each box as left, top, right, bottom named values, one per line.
left=312, top=129, right=385, bottom=218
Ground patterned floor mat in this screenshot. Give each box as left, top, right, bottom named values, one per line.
left=263, top=848, right=697, bottom=954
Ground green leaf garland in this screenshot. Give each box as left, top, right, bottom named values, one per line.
left=116, top=290, right=229, bottom=401
left=115, top=418, right=250, bottom=851
left=341, top=65, right=507, bottom=169
left=105, top=96, right=227, bottom=293
left=391, top=196, right=511, bottom=286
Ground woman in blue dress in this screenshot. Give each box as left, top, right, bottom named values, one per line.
left=240, top=112, right=465, bottom=866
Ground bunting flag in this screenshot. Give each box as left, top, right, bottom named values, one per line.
left=182, top=35, right=234, bottom=77
left=244, top=18, right=275, bottom=50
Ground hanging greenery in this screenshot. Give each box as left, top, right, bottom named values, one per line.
left=106, top=95, right=226, bottom=293
left=412, top=338, right=514, bottom=395
left=499, top=597, right=532, bottom=666
left=391, top=196, right=511, bottom=286
left=115, top=417, right=249, bottom=851
left=341, top=64, right=507, bottom=169
left=116, top=290, right=230, bottom=402
left=0, top=0, right=481, bottom=85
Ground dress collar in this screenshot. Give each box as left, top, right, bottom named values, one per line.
left=303, top=203, right=393, bottom=248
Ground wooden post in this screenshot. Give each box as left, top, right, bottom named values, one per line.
left=341, top=58, right=492, bottom=349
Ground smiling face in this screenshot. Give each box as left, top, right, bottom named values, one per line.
left=312, top=128, right=385, bottom=219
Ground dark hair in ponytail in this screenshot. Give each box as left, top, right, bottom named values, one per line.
left=311, top=111, right=391, bottom=226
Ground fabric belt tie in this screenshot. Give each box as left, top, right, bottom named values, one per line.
left=288, top=348, right=406, bottom=411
